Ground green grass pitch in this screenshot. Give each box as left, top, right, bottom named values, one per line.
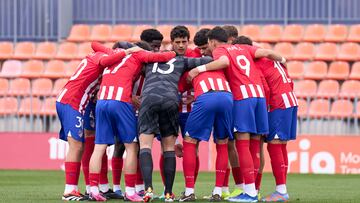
left=0, top=170, right=359, bottom=202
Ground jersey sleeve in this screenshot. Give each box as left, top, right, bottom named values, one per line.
left=99, top=50, right=126, bottom=67
left=212, top=47, right=228, bottom=60
left=137, top=51, right=176, bottom=63
left=184, top=56, right=213, bottom=70
left=91, top=42, right=113, bottom=55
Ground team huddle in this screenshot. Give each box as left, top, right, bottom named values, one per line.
left=56, top=25, right=298, bottom=202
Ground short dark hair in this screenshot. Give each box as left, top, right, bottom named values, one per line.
left=194, top=28, right=210, bottom=46
left=170, top=25, right=190, bottom=41
left=140, top=29, right=164, bottom=43
left=222, top=25, right=239, bottom=39
left=134, top=41, right=152, bottom=51
left=112, top=41, right=134, bottom=49
left=232, top=35, right=253, bottom=46
left=207, top=26, right=228, bottom=43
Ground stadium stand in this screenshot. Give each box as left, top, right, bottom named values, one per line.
left=12, top=42, right=36, bottom=59
left=330, top=99, right=354, bottom=118
left=260, top=24, right=283, bottom=42
left=241, top=24, right=261, bottom=41
left=21, top=60, right=45, bottom=78
left=33, top=42, right=57, bottom=60
left=308, top=99, right=330, bottom=118
left=90, top=24, right=112, bottom=42
left=349, top=62, right=360, bottom=79
left=287, top=61, right=304, bottom=79
left=110, top=24, right=134, bottom=42
left=55, top=42, right=78, bottom=60
left=316, top=80, right=340, bottom=98
left=0, top=60, right=22, bottom=78
left=31, top=78, right=53, bottom=96
left=0, top=42, right=14, bottom=59
left=304, top=61, right=328, bottom=80
left=293, top=42, right=316, bottom=61
left=281, top=24, right=304, bottom=42
left=67, top=24, right=91, bottom=42
left=43, top=60, right=67, bottom=78
left=303, top=24, right=326, bottom=42
left=324, top=24, right=348, bottom=42
left=273, top=42, right=294, bottom=59
left=8, top=78, right=31, bottom=96
left=327, top=61, right=350, bottom=79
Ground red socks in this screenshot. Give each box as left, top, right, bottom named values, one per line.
left=215, top=143, right=228, bottom=187
left=231, top=166, right=243, bottom=185
left=159, top=154, right=165, bottom=185
left=81, top=136, right=95, bottom=185
left=223, top=167, right=230, bottom=187
left=100, top=153, right=108, bottom=184
left=65, top=162, right=81, bottom=185
left=255, top=173, right=262, bottom=190
left=267, top=143, right=286, bottom=185
left=235, top=140, right=255, bottom=184
left=112, top=157, right=123, bottom=186
left=89, top=173, right=100, bottom=187
left=136, top=159, right=144, bottom=185
left=125, top=174, right=137, bottom=188
left=282, top=143, right=288, bottom=182
left=250, top=139, right=261, bottom=181
left=183, top=141, right=197, bottom=188
left=194, top=156, right=200, bottom=183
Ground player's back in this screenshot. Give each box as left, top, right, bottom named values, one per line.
left=57, top=52, right=106, bottom=113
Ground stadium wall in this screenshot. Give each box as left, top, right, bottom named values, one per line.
left=1, top=133, right=359, bottom=174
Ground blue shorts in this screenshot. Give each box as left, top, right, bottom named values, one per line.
left=95, top=100, right=137, bottom=145
left=185, top=91, right=233, bottom=142
left=233, top=98, right=269, bottom=135
left=83, top=101, right=96, bottom=131
left=266, top=107, right=298, bottom=142
left=56, top=102, right=85, bottom=143
left=179, top=112, right=190, bottom=137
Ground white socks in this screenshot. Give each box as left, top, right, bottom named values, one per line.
left=276, top=184, right=287, bottom=194
left=135, top=184, right=145, bottom=193
left=86, top=185, right=91, bottom=194
left=213, top=187, right=222, bottom=196
left=90, top=186, right=100, bottom=195
left=126, top=187, right=136, bottom=196
left=113, top=185, right=121, bottom=192
left=222, top=187, right=229, bottom=193
left=64, top=184, right=77, bottom=194
left=235, top=183, right=244, bottom=190
left=185, top=187, right=194, bottom=196
left=244, top=183, right=257, bottom=197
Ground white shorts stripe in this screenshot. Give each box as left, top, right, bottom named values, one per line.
left=256, top=85, right=264, bottom=98
left=217, top=78, right=224, bottom=90
left=57, top=88, right=68, bottom=102
left=107, top=86, right=114, bottom=100
left=99, top=86, right=106, bottom=100
left=200, top=80, right=209, bottom=93
left=240, top=85, right=248, bottom=99
left=249, top=84, right=257, bottom=97
left=288, top=91, right=296, bottom=107
left=115, top=87, right=123, bottom=101
left=208, top=78, right=215, bottom=90
left=282, top=93, right=291, bottom=108
left=225, top=82, right=231, bottom=92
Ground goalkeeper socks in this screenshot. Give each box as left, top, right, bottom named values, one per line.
left=250, top=139, right=261, bottom=181
left=139, top=148, right=153, bottom=190
left=82, top=136, right=95, bottom=186
left=163, top=151, right=176, bottom=195
left=183, top=141, right=196, bottom=188
left=281, top=143, right=288, bottom=182
left=232, top=166, right=243, bottom=185
left=64, top=162, right=81, bottom=193
left=215, top=143, right=228, bottom=187
left=159, top=154, right=165, bottom=185
left=194, top=156, right=200, bottom=183
left=267, top=143, right=286, bottom=187
left=99, top=154, right=108, bottom=185
left=125, top=174, right=137, bottom=196
left=111, top=157, right=123, bottom=188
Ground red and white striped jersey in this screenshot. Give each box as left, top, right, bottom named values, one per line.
left=99, top=50, right=176, bottom=103
left=57, top=51, right=123, bottom=113
left=255, top=58, right=298, bottom=111
left=191, top=70, right=231, bottom=99
left=132, top=75, right=145, bottom=96
left=212, top=44, right=265, bottom=101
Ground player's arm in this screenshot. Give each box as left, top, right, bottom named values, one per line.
left=99, top=46, right=143, bottom=67
left=139, top=51, right=176, bottom=63
left=254, top=48, right=286, bottom=63
left=91, top=41, right=113, bottom=55
left=184, top=56, right=213, bottom=70
left=187, top=55, right=229, bottom=81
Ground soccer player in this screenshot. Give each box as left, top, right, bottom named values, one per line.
left=222, top=25, right=239, bottom=44
left=56, top=44, right=141, bottom=201
left=233, top=36, right=297, bottom=202
left=188, top=27, right=286, bottom=202
left=88, top=41, right=175, bottom=201
left=138, top=55, right=212, bottom=202
left=141, top=28, right=164, bottom=52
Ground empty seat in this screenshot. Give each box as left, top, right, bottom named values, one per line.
left=77, top=42, right=92, bottom=59
left=297, top=99, right=308, bottom=117
left=110, top=24, right=133, bottom=42
left=43, top=60, right=67, bottom=78
left=12, top=42, right=36, bottom=59
left=41, top=97, right=57, bottom=115
left=308, top=99, right=330, bottom=118
left=273, top=42, right=294, bottom=59
left=258, top=43, right=272, bottom=49
left=33, top=42, right=57, bottom=59
left=260, top=24, right=283, bottom=42
left=67, top=24, right=91, bottom=42
left=0, top=78, right=9, bottom=96
left=0, top=97, right=18, bottom=115
left=0, top=42, right=14, bottom=59
left=281, top=24, right=304, bottom=42
left=294, top=80, right=317, bottom=98
left=8, top=78, right=31, bottom=96
left=198, top=24, right=215, bottom=30
left=185, top=25, right=198, bottom=40
left=32, top=78, right=53, bottom=96
left=287, top=61, right=304, bottom=79
left=355, top=101, right=360, bottom=118
left=329, top=99, right=353, bottom=118
left=21, top=60, right=45, bottom=78
left=304, top=61, right=328, bottom=79
left=349, top=62, right=360, bottom=80
left=314, top=43, right=338, bottom=61
left=324, top=24, right=348, bottom=42
left=66, top=60, right=81, bottom=77
left=317, top=80, right=340, bottom=98
left=339, top=80, right=360, bottom=98
left=337, top=42, right=360, bottom=61
left=0, top=60, right=22, bottom=78
left=131, top=25, right=153, bottom=41
left=327, top=61, right=350, bottom=79
left=303, top=24, right=326, bottom=42
left=52, top=78, right=68, bottom=96
left=347, top=24, right=360, bottom=42
left=157, top=25, right=173, bottom=43
left=18, top=97, right=42, bottom=115
left=90, top=24, right=112, bottom=42
left=293, top=42, right=315, bottom=61
left=241, top=25, right=261, bottom=41
left=55, top=42, right=78, bottom=60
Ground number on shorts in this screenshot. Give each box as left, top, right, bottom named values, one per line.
left=75, top=116, right=83, bottom=128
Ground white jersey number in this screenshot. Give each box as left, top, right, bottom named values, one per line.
left=70, top=59, right=87, bottom=81
left=236, top=55, right=250, bottom=77
left=152, top=58, right=176, bottom=74
left=103, top=54, right=132, bottom=75
left=274, top=61, right=291, bottom=83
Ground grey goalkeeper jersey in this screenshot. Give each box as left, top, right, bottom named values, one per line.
left=142, top=56, right=212, bottom=101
